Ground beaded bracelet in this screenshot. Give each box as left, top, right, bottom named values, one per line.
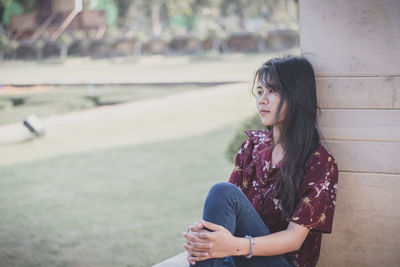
left=244, top=235, right=255, bottom=258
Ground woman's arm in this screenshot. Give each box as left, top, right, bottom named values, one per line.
left=236, top=221, right=310, bottom=257
left=183, top=220, right=309, bottom=262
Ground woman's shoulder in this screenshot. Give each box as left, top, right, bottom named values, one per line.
left=304, top=143, right=338, bottom=183
left=307, top=144, right=336, bottom=166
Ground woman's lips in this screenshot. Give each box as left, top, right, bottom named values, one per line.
left=259, top=109, right=270, bottom=115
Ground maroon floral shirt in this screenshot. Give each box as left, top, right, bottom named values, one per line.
left=229, top=130, right=338, bottom=267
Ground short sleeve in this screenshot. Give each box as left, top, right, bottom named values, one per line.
left=290, top=147, right=339, bottom=233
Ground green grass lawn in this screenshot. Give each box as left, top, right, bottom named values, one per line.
left=0, top=82, right=256, bottom=267
left=0, top=127, right=235, bottom=267
left=0, top=52, right=298, bottom=266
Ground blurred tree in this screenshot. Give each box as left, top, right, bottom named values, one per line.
left=115, top=0, right=131, bottom=20
left=55, top=31, right=73, bottom=59
left=71, top=29, right=90, bottom=56
left=94, top=0, right=118, bottom=26
left=82, top=0, right=91, bottom=10
left=29, top=30, right=49, bottom=60
left=220, top=0, right=297, bottom=30
left=32, top=35, right=45, bottom=60
left=0, top=0, right=13, bottom=6
left=123, top=0, right=163, bottom=36
left=120, top=0, right=297, bottom=37
left=17, top=0, right=35, bottom=12
left=0, top=30, right=18, bottom=60
left=1, top=0, right=36, bottom=27
left=121, top=0, right=219, bottom=36
left=1, top=0, right=22, bottom=27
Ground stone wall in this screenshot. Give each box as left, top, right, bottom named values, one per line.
left=299, top=0, right=400, bottom=266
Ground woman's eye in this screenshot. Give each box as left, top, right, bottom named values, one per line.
left=256, top=89, right=263, bottom=96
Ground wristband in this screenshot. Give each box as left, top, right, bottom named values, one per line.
left=244, top=235, right=255, bottom=258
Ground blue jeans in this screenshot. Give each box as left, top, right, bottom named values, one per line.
left=189, top=182, right=295, bottom=267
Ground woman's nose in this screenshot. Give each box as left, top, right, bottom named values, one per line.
left=258, top=93, right=269, bottom=105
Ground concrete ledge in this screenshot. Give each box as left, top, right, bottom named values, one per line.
left=152, top=252, right=187, bottom=267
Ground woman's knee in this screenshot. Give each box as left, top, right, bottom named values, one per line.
left=208, top=182, right=240, bottom=199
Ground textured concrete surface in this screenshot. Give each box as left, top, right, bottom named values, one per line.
left=152, top=252, right=187, bottom=267
left=316, top=77, right=400, bottom=109
left=318, top=172, right=400, bottom=266
left=300, top=0, right=400, bottom=76
left=300, top=0, right=400, bottom=266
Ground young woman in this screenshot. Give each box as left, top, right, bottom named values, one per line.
left=182, top=56, right=338, bottom=267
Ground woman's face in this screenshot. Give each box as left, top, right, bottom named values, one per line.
left=255, top=83, right=285, bottom=127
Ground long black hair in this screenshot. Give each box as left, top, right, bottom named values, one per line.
left=253, top=56, right=320, bottom=220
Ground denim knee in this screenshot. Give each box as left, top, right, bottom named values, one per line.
left=208, top=182, right=240, bottom=200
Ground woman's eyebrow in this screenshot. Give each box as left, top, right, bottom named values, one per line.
left=265, top=83, right=279, bottom=89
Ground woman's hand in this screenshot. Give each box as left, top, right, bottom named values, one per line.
left=182, top=221, right=211, bottom=265
left=182, top=220, right=240, bottom=264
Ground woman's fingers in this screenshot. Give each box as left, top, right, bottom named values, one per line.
left=196, top=231, right=211, bottom=239
left=182, top=221, right=212, bottom=265
left=186, top=253, right=210, bottom=265
left=183, top=241, right=212, bottom=252
left=188, top=222, right=204, bottom=232
left=182, top=231, right=210, bottom=243
left=186, top=253, right=196, bottom=266
left=188, top=240, right=213, bottom=250
left=186, top=230, right=212, bottom=240
left=200, top=219, right=222, bottom=231
left=187, top=250, right=209, bottom=258
left=188, top=254, right=211, bottom=262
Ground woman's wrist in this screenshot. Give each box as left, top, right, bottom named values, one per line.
left=232, top=237, right=252, bottom=256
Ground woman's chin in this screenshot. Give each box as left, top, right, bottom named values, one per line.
left=261, top=121, right=273, bottom=127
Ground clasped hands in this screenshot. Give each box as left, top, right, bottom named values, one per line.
left=182, top=219, right=238, bottom=265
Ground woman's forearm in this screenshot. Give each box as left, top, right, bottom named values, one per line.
left=232, top=224, right=309, bottom=257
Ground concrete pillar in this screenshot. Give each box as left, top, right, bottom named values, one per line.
left=299, top=0, right=400, bottom=266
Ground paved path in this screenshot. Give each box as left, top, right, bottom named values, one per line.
left=0, top=82, right=255, bottom=167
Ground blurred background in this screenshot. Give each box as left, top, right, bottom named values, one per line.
left=0, top=0, right=299, bottom=266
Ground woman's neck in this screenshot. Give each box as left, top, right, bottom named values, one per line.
left=272, top=126, right=281, bottom=146
left=271, top=126, right=284, bottom=166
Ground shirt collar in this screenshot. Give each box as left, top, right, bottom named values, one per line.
left=244, top=130, right=281, bottom=173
